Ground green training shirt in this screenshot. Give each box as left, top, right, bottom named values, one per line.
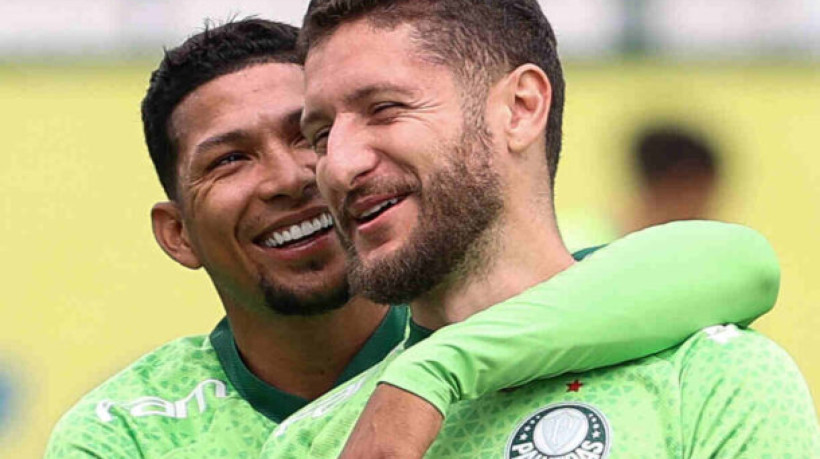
left=44, top=308, right=408, bottom=458
left=263, top=326, right=819, bottom=458
left=47, top=221, right=781, bottom=458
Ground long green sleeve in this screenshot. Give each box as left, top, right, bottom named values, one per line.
left=378, top=220, right=780, bottom=415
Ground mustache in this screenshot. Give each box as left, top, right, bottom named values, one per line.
left=339, top=178, right=419, bottom=219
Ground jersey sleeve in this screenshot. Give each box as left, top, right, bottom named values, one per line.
left=377, top=220, right=781, bottom=415
left=678, top=326, right=820, bottom=457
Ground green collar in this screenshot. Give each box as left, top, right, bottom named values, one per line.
left=404, top=320, right=434, bottom=349
left=572, top=244, right=606, bottom=261
left=209, top=305, right=408, bottom=423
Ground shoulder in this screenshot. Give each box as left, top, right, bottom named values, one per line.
left=656, top=325, right=810, bottom=400
left=70, top=333, right=224, bottom=409
left=46, top=334, right=231, bottom=457
left=665, top=325, right=804, bottom=382
left=661, top=325, right=819, bottom=456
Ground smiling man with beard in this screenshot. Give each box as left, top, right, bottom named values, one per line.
left=260, top=1, right=819, bottom=457
left=45, top=18, right=794, bottom=459
left=340, top=127, right=501, bottom=306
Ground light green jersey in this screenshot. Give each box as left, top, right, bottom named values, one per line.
left=47, top=221, right=782, bottom=458
left=44, top=309, right=408, bottom=458
left=263, top=325, right=819, bottom=458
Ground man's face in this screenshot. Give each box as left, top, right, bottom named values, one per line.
left=169, top=62, right=349, bottom=315
left=302, top=22, right=503, bottom=304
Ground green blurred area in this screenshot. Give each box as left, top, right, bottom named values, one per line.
left=0, top=61, right=818, bottom=457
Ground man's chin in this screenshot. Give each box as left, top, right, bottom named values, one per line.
left=259, top=277, right=351, bottom=317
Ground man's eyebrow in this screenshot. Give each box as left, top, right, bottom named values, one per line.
left=193, top=108, right=303, bottom=155
left=302, top=83, right=415, bottom=130
left=194, top=130, right=248, bottom=156
left=343, top=83, right=415, bottom=107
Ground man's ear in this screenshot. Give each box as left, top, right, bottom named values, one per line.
left=151, top=202, right=202, bottom=270
left=502, top=63, right=552, bottom=154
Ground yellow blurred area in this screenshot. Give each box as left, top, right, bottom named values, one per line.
left=0, top=61, right=817, bottom=457
left=558, top=62, right=820, bottom=418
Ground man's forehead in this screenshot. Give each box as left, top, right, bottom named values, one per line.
left=169, top=64, right=305, bottom=166
left=302, top=21, right=448, bottom=110
left=190, top=63, right=303, bottom=106
left=172, top=64, right=303, bottom=132
left=304, top=20, right=420, bottom=80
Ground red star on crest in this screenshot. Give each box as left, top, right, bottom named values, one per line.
left=566, top=379, right=584, bottom=392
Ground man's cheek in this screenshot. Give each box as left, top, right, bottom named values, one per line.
left=316, top=163, right=342, bottom=213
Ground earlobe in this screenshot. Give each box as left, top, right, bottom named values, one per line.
left=151, top=202, right=202, bottom=270
left=506, top=64, right=552, bottom=154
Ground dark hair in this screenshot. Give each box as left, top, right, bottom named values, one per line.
left=142, top=18, right=300, bottom=199
left=634, top=126, right=719, bottom=183
left=300, top=0, right=565, bottom=186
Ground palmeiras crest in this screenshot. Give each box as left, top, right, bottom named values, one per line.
left=505, top=402, right=611, bottom=458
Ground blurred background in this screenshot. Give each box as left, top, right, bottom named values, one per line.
left=1, top=0, right=818, bottom=456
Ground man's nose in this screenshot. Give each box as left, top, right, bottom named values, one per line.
left=318, top=117, right=379, bottom=195
left=256, top=147, right=318, bottom=202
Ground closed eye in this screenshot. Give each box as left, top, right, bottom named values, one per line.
left=369, top=102, right=407, bottom=126
left=372, top=102, right=403, bottom=115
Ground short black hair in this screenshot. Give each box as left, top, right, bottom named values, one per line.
left=142, top=18, right=300, bottom=199
left=300, top=0, right=565, bottom=186
left=634, top=126, right=719, bottom=184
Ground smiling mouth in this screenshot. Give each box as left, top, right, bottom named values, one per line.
left=257, top=212, right=335, bottom=249
left=356, top=197, right=404, bottom=224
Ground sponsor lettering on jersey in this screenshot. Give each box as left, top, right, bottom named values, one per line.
left=96, top=378, right=228, bottom=422
left=506, top=402, right=611, bottom=459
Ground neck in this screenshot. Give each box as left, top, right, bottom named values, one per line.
left=225, top=296, right=388, bottom=400
left=410, top=204, right=574, bottom=330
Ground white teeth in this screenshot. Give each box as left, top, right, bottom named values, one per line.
left=290, top=224, right=303, bottom=239
left=262, top=212, right=335, bottom=248
left=360, top=198, right=399, bottom=219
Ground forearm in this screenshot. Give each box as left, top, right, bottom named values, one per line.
left=339, top=384, right=442, bottom=459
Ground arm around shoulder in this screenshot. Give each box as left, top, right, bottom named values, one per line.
left=379, top=220, right=782, bottom=415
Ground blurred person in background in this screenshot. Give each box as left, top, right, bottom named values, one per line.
left=43, top=16, right=785, bottom=459
left=561, top=124, right=722, bottom=250
left=623, top=125, right=721, bottom=233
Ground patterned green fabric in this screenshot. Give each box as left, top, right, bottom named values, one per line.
left=45, top=334, right=271, bottom=458
left=44, top=307, right=408, bottom=458
left=261, top=326, right=820, bottom=458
